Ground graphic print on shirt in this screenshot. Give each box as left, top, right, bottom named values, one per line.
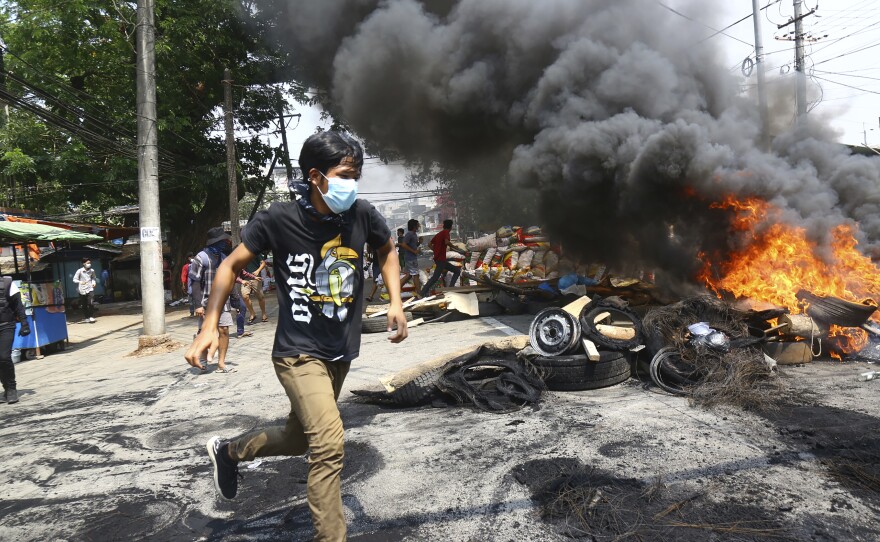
left=285, top=234, right=359, bottom=323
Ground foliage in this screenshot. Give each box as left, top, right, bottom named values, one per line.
left=0, top=0, right=292, bottom=233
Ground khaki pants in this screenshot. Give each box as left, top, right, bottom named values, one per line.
left=229, top=355, right=350, bottom=542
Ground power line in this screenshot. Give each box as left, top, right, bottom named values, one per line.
left=812, top=74, right=880, bottom=96
left=655, top=1, right=754, bottom=47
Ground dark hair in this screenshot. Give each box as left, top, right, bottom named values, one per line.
left=186, top=252, right=194, bottom=258
left=407, top=219, right=419, bottom=231
left=396, top=228, right=404, bottom=235
left=82, top=257, right=90, bottom=264
left=298, top=131, right=363, bottom=180
left=443, top=219, right=453, bottom=230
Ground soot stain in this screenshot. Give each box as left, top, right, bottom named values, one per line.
left=196, top=440, right=384, bottom=540
left=758, top=403, right=880, bottom=511
left=512, top=457, right=794, bottom=541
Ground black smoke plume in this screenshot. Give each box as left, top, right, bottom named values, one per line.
left=261, top=0, right=880, bottom=284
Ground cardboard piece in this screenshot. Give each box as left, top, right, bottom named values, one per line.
left=445, top=292, right=480, bottom=316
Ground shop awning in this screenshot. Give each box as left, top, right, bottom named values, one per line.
left=0, top=221, right=104, bottom=244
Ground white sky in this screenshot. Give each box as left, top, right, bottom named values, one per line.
left=259, top=96, right=421, bottom=203
left=715, top=0, right=880, bottom=146
left=267, top=0, right=880, bottom=195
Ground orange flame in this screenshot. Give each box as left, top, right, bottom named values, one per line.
left=699, top=196, right=880, bottom=356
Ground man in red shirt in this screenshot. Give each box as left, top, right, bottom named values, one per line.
left=421, top=219, right=464, bottom=297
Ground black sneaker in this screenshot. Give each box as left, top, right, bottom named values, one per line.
left=206, top=436, right=239, bottom=500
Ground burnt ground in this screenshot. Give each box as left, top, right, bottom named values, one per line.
left=1, top=305, right=879, bottom=541
left=512, top=400, right=880, bottom=541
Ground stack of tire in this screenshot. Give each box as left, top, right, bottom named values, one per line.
left=528, top=298, right=643, bottom=391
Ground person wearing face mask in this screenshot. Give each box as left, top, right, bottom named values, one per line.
left=73, top=257, right=98, bottom=323
left=188, top=227, right=235, bottom=373
left=186, top=131, right=408, bottom=542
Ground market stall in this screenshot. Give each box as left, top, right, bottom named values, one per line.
left=0, top=220, right=103, bottom=359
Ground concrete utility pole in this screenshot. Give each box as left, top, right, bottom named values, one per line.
left=275, top=90, right=295, bottom=181
left=752, top=0, right=770, bottom=146
left=135, top=0, right=167, bottom=345
left=793, top=0, right=807, bottom=119
left=223, top=68, right=240, bottom=245
left=777, top=1, right=816, bottom=122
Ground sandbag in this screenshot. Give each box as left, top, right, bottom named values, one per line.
left=503, top=251, right=520, bottom=270
left=518, top=249, right=536, bottom=269
left=481, top=247, right=497, bottom=268
left=544, top=252, right=559, bottom=273
left=467, top=234, right=497, bottom=251
left=497, top=226, right=516, bottom=239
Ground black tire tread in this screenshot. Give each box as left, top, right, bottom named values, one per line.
left=531, top=352, right=625, bottom=368
left=362, top=311, right=413, bottom=333
left=391, top=366, right=445, bottom=406
left=531, top=354, right=631, bottom=391
left=549, top=370, right=631, bottom=391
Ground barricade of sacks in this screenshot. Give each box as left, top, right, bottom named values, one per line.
left=465, top=226, right=561, bottom=284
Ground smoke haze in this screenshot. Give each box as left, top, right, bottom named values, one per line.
left=265, top=0, right=880, bottom=282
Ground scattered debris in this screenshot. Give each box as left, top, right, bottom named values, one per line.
left=513, top=458, right=788, bottom=540
left=126, top=339, right=184, bottom=358
left=642, top=296, right=782, bottom=409
left=350, top=336, right=543, bottom=412
left=859, top=371, right=879, bottom=382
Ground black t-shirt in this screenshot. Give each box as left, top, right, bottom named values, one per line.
left=241, top=199, right=391, bottom=361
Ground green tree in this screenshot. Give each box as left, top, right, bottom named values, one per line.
left=0, top=0, right=298, bottom=292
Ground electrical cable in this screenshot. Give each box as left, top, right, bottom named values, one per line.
left=655, top=1, right=754, bottom=47
left=812, top=74, right=880, bottom=95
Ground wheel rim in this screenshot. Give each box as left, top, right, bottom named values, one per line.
left=529, top=308, right=581, bottom=356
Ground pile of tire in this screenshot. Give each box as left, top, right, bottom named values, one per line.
left=528, top=298, right=643, bottom=391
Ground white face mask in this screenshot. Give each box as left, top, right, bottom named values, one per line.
left=318, top=172, right=359, bottom=214
left=84, top=263, right=92, bottom=270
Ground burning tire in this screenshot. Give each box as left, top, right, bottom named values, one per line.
left=796, top=289, right=877, bottom=327
left=530, top=352, right=631, bottom=391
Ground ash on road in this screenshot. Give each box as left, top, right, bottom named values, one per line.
left=1, top=300, right=878, bottom=541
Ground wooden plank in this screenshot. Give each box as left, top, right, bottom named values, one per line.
left=583, top=338, right=601, bottom=361
left=562, top=295, right=591, bottom=318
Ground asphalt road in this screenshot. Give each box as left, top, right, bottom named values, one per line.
left=1, top=295, right=879, bottom=541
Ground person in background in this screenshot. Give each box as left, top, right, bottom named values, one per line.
left=0, top=276, right=30, bottom=404
left=231, top=277, right=252, bottom=339
left=365, top=249, right=384, bottom=302
left=73, top=257, right=97, bottom=323
left=421, top=219, right=465, bottom=297
left=399, top=219, right=423, bottom=299
left=260, top=255, right=273, bottom=292
left=240, top=257, right=268, bottom=324
left=181, top=252, right=195, bottom=317
left=396, top=227, right=405, bottom=269
left=189, top=227, right=234, bottom=373
left=100, top=266, right=111, bottom=302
